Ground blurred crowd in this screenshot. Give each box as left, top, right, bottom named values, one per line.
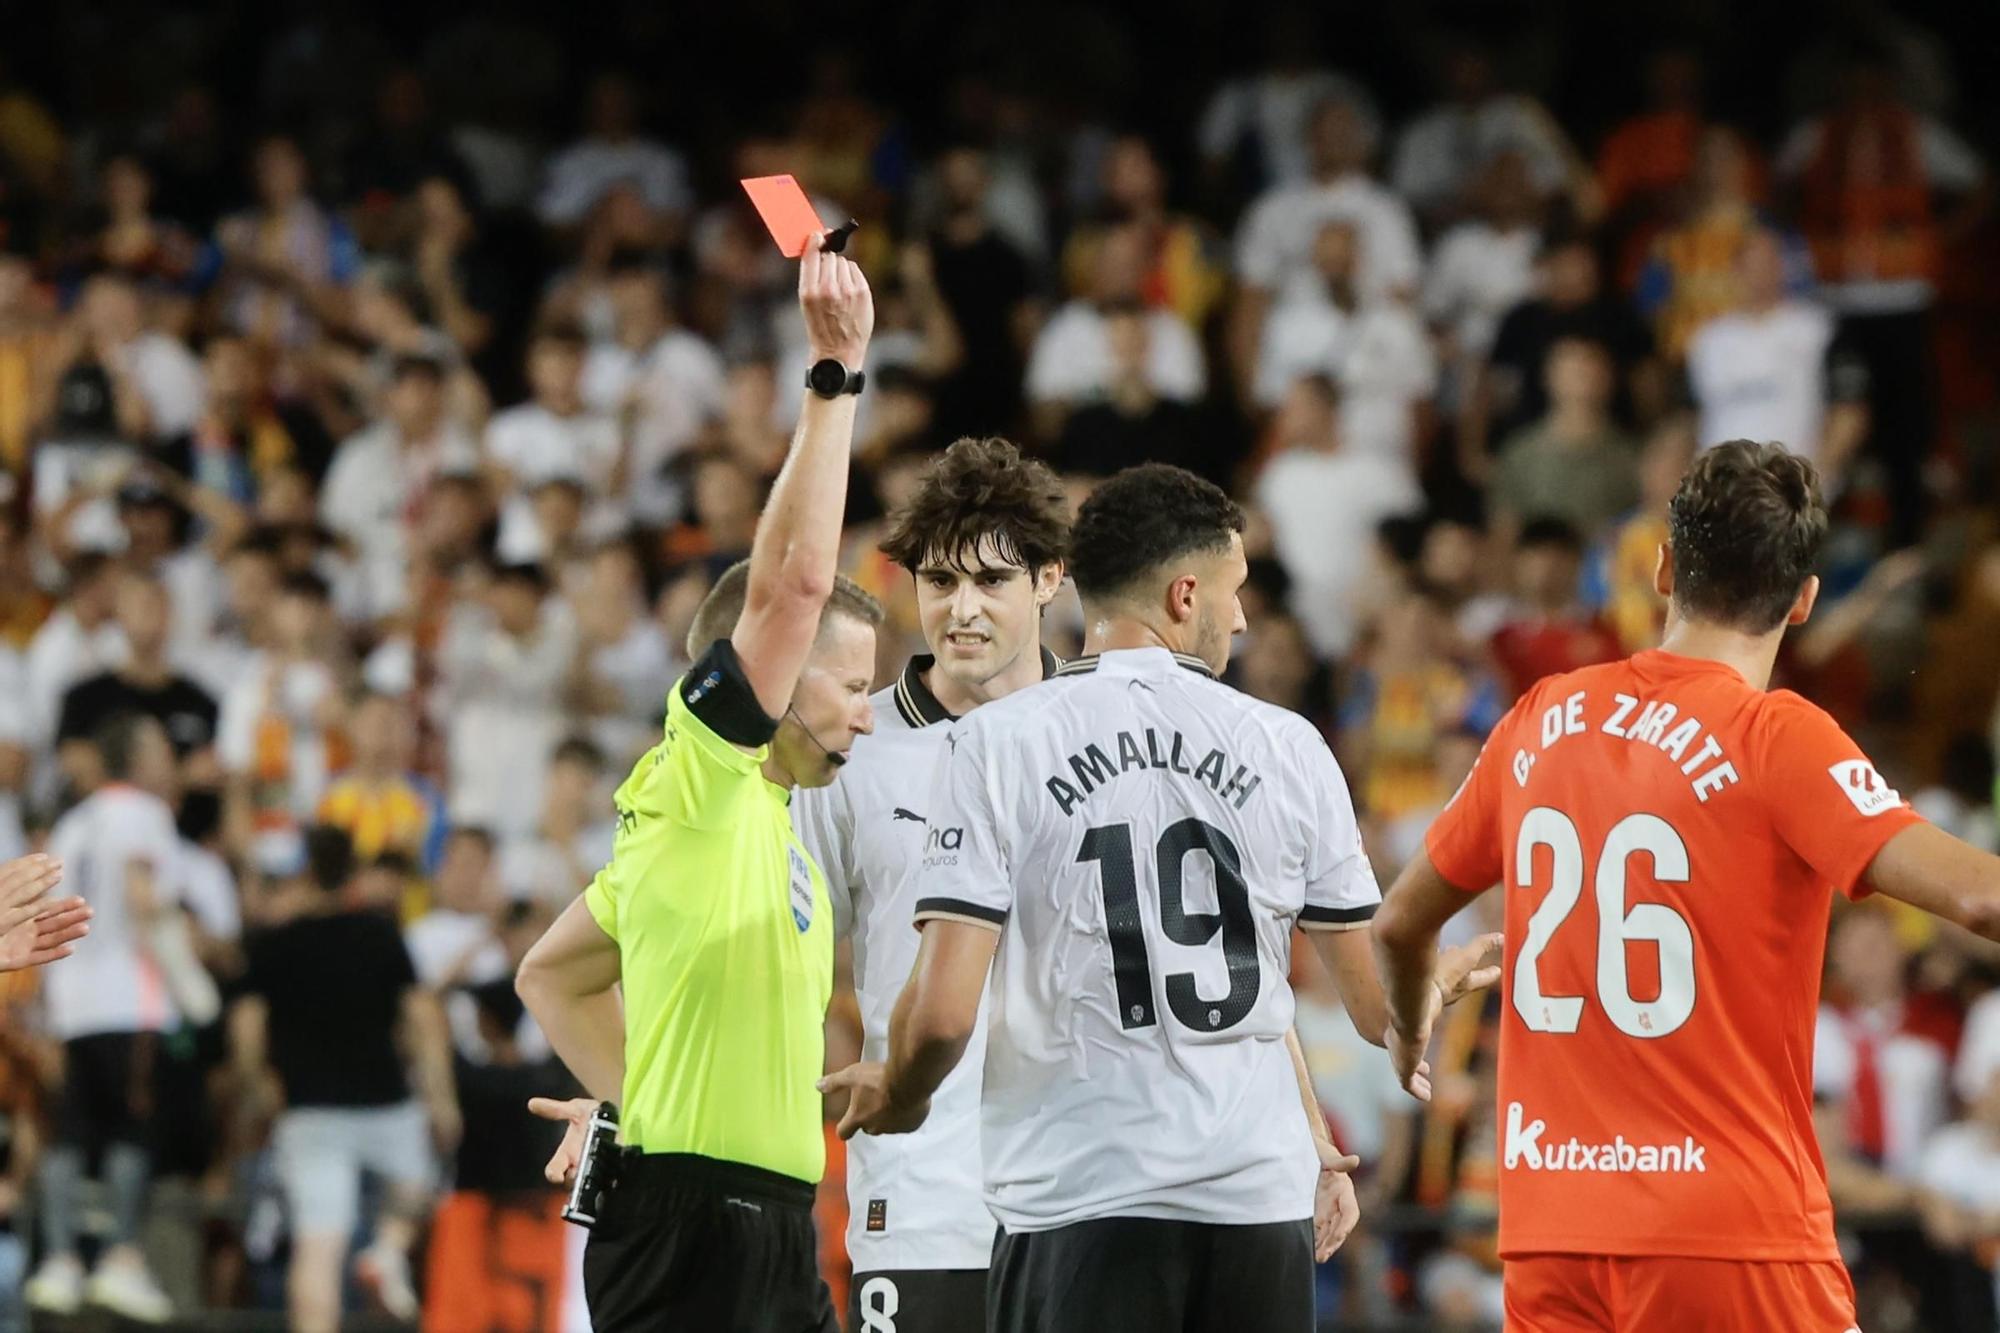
left=1, top=4, right=1999, bottom=1330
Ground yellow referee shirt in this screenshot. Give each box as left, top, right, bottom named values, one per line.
left=584, top=658, right=834, bottom=1183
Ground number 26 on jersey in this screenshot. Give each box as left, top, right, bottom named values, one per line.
left=1514, top=807, right=1696, bottom=1040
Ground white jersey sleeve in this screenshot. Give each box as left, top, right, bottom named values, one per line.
left=911, top=721, right=1011, bottom=932
left=1297, top=726, right=1381, bottom=932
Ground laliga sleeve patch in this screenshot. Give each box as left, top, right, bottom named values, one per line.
left=1829, top=760, right=1901, bottom=817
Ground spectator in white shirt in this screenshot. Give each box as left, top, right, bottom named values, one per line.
left=405, top=827, right=508, bottom=1054
left=498, top=737, right=617, bottom=909
left=1389, top=40, right=1580, bottom=228
left=1195, top=10, right=1377, bottom=192
left=24, top=553, right=126, bottom=756
left=1229, top=92, right=1423, bottom=397
left=1685, top=226, right=1869, bottom=486
left=435, top=563, right=577, bottom=839
left=320, top=355, right=480, bottom=624
left=217, top=573, right=347, bottom=875
left=570, top=541, right=676, bottom=767
left=1254, top=219, right=1437, bottom=466
left=484, top=324, right=627, bottom=564
left=579, top=258, right=724, bottom=529
left=1254, top=374, right=1423, bottom=656
left=536, top=72, right=693, bottom=238
left=1024, top=223, right=1206, bottom=433
left=1422, top=149, right=1543, bottom=367
left=72, top=273, right=204, bottom=440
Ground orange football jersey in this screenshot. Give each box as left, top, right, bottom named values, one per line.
left=1426, top=649, right=1924, bottom=1260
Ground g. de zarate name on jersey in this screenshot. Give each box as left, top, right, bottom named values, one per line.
left=1507, top=687, right=1742, bottom=804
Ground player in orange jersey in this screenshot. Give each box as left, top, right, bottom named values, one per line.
left=1373, top=440, right=2000, bottom=1332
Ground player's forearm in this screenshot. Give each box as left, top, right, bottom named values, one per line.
left=402, top=990, right=457, bottom=1109
left=882, top=983, right=971, bottom=1113
left=1371, top=914, right=1441, bottom=1043
left=1284, top=1028, right=1334, bottom=1153
left=748, top=392, right=856, bottom=610
left=518, top=973, right=626, bottom=1102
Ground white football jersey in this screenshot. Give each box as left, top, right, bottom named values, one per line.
left=794, top=650, right=1060, bottom=1271
left=43, top=784, right=187, bottom=1041
left=914, top=647, right=1379, bottom=1232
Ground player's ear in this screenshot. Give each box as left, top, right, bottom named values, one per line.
left=1652, top=543, right=1674, bottom=600
left=1032, top=561, right=1063, bottom=608
left=1787, top=574, right=1820, bottom=626
left=1166, top=572, right=1199, bottom=625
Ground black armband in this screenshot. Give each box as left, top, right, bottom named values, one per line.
left=681, top=639, right=781, bottom=746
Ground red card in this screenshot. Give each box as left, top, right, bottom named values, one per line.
left=740, top=175, right=827, bottom=258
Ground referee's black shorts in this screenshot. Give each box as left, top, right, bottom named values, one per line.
left=582, top=1151, right=839, bottom=1333
left=988, top=1215, right=1313, bottom=1333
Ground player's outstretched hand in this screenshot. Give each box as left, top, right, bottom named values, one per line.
left=819, top=1061, right=931, bottom=1139
left=527, top=1096, right=598, bottom=1185
left=1434, top=931, right=1504, bottom=1007
left=799, top=232, right=874, bottom=368
left=1312, top=1142, right=1362, bottom=1261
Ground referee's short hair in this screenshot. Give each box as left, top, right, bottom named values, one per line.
left=685, top=561, right=884, bottom=661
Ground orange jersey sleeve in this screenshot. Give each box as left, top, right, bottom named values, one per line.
left=1427, top=695, right=1533, bottom=893
left=1745, top=690, right=1925, bottom=900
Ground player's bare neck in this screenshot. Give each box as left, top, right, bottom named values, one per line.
left=1657, top=619, right=1782, bottom=692
left=1084, top=615, right=1181, bottom=659
left=923, top=647, right=1045, bottom=717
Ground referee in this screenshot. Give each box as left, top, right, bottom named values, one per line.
left=517, top=234, right=879, bottom=1333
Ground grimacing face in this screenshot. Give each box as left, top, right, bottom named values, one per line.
left=916, top=535, right=1061, bottom=692
left=774, top=613, right=877, bottom=788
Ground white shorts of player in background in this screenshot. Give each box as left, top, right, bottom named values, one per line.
left=273, top=1100, right=434, bottom=1238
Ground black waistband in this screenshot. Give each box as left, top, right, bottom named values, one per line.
left=612, top=1151, right=816, bottom=1209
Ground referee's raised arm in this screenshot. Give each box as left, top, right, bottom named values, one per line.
left=519, top=232, right=880, bottom=1333
left=735, top=236, right=876, bottom=718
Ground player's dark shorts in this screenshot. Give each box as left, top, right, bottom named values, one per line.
left=849, top=1267, right=987, bottom=1333
left=51, top=1032, right=158, bottom=1158
left=988, top=1216, right=1313, bottom=1333
left=581, top=1151, right=838, bottom=1333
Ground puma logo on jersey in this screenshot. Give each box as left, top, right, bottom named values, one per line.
left=1503, top=1102, right=1707, bottom=1174
left=891, top=808, right=927, bottom=824
left=1829, top=760, right=1901, bottom=817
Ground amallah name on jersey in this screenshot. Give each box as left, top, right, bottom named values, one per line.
left=1503, top=1102, right=1709, bottom=1175
left=1043, top=728, right=1264, bottom=817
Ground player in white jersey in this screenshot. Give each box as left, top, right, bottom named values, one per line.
left=794, top=437, right=1071, bottom=1332
left=825, top=464, right=1499, bottom=1333
left=26, top=714, right=185, bottom=1321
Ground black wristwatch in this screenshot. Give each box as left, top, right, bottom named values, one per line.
left=806, top=359, right=866, bottom=399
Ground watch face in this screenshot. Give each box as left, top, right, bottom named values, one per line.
left=809, top=359, right=845, bottom=394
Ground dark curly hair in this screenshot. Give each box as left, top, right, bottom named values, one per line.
left=1069, top=464, right=1245, bottom=603
left=1667, top=440, right=1827, bottom=633
left=879, top=437, right=1069, bottom=574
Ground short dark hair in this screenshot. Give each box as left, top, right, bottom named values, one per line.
left=684, top=560, right=884, bottom=661
left=1518, top=516, right=1585, bottom=553
left=278, top=570, right=331, bottom=603
left=1068, top=464, right=1245, bottom=603
left=1666, top=441, right=1827, bottom=632
left=304, top=825, right=356, bottom=893
left=93, top=712, right=158, bottom=781
left=552, top=735, right=606, bottom=772
left=879, top=437, right=1070, bottom=576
